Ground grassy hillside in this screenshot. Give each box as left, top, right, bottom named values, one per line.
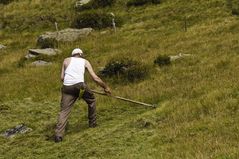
left=0, top=0, right=239, bottom=158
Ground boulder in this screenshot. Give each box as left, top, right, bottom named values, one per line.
left=100, top=30, right=108, bottom=35
left=29, top=48, right=61, bottom=56
left=169, top=53, right=192, bottom=61
left=37, top=28, right=93, bottom=45
left=25, top=53, right=37, bottom=59
left=31, top=60, right=52, bottom=66
left=0, top=23, right=3, bottom=29
left=25, top=48, right=61, bottom=59
left=1, top=124, right=32, bottom=138
left=76, top=0, right=91, bottom=6
left=0, top=44, right=6, bottom=50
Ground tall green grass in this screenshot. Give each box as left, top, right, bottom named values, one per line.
left=0, top=0, right=239, bottom=158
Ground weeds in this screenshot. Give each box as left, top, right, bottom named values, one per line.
left=127, top=0, right=160, bottom=7
left=0, top=0, right=239, bottom=158
left=227, top=0, right=239, bottom=15
left=37, top=37, right=58, bottom=49
left=16, top=57, right=27, bottom=68
left=100, top=58, right=149, bottom=83
left=0, top=68, right=9, bottom=76
left=154, top=55, right=171, bottom=66
left=72, top=10, right=122, bottom=29
left=0, top=0, right=14, bottom=5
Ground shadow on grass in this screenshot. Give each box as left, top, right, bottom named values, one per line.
left=43, top=122, right=90, bottom=141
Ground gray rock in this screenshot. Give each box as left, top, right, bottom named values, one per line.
left=31, top=60, right=52, bottom=66
left=1, top=124, right=32, bottom=138
left=100, top=31, right=108, bottom=35
left=37, top=28, right=93, bottom=44
left=26, top=48, right=61, bottom=59
left=25, top=53, right=37, bottom=59
left=0, top=44, right=6, bottom=50
left=76, top=0, right=91, bottom=6
left=169, top=53, right=192, bottom=61
left=29, top=48, right=61, bottom=56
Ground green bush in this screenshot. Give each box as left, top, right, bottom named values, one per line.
left=0, top=0, right=14, bottom=5
left=227, top=0, right=239, bottom=15
left=17, top=57, right=27, bottom=68
left=126, top=65, right=149, bottom=82
left=232, top=8, right=239, bottom=15
left=0, top=68, right=9, bottom=75
left=72, top=11, right=122, bottom=29
left=154, top=55, right=171, bottom=67
left=37, top=37, right=58, bottom=49
left=77, top=0, right=115, bottom=11
left=100, top=58, right=149, bottom=82
left=127, top=0, right=160, bottom=7
left=151, top=0, right=160, bottom=4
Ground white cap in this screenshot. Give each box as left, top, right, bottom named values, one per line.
left=72, top=48, right=83, bottom=56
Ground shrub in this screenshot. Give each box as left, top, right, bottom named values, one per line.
left=17, top=57, right=27, bottom=68
left=0, top=68, right=9, bottom=75
left=232, top=8, right=239, bottom=15
left=100, top=58, right=136, bottom=77
left=154, top=55, right=171, bottom=66
left=127, top=0, right=160, bottom=7
left=0, top=0, right=14, bottom=5
left=72, top=11, right=122, bottom=29
left=76, top=0, right=115, bottom=11
left=96, top=0, right=115, bottom=7
left=151, top=0, right=160, bottom=4
left=126, top=65, right=149, bottom=82
left=37, top=37, right=58, bottom=49
left=227, top=0, right=239, bottom=15
left=100, top=58, right=149, bottom=82
left=127, top=0, right=148, bottom=6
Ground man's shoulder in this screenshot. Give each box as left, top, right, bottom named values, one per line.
left=84, top=59, right=92, bottom=68
left=64, top=57, right=71, bottom=62
left=62, top=58, right=71, bottom=66
left=65, top=57, right=71, bottom=60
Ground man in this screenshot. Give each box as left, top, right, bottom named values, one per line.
left=55, top=48, right=111, bottom=142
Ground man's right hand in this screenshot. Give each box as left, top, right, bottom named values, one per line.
left=104, top=87, right=112, bottom=95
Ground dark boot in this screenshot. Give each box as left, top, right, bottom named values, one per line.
left=54, top=136, right=63, bottom=143
left=89, top=121, right=97, bottom=128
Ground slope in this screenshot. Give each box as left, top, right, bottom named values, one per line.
left=0, top=0, right=239, bottom=158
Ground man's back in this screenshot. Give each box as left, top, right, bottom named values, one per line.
left=63, top=57, right=85, bottom=86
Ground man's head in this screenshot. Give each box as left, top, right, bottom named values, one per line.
left=72, top=48, right=83, bottom=57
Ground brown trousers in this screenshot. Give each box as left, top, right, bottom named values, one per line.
left=55, top=82, right=96, bottom=137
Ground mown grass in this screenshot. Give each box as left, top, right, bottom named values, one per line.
left=0, top=0, right=239, bottom=158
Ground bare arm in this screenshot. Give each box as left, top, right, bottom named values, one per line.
left=60, top=58, right=69, bottom=82
left=85, top=60, right=111, bottom=94
left=60, top=61, right=65, bottom=82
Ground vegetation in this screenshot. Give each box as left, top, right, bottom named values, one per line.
left=154, top=55, right=171, bottom=66
left=0, top=0, right=14, bottom=5
left=228, top=0, right=239, bottom=15
left=127, top=0, right=160, bottom=7
left=0, top=0, right=76, bottom=30
left=0, top=0, right=239, bottom=158
left=72, top=10, right=122, bottom=29
left=16, top=56, right=27, bottom=68
left=37, top=37, right=58, bottom=49
left=100, top=58, right=149, bottom=82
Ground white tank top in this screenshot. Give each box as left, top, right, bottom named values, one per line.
left=63, top=57, right=85, bottom=86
